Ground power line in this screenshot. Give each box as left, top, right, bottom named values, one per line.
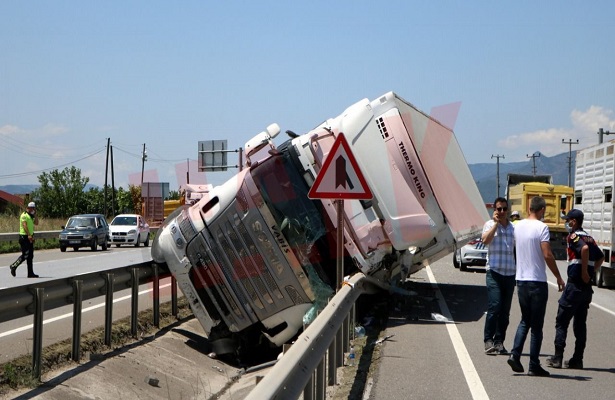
left=526, top=152, right=541, bottom=176
left=562, top=139, right=579, bottom=186
left=491, top=154, right=505, bottom=197
left=0, top=148, right=106, bottom=179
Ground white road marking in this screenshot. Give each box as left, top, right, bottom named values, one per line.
left=426, top=265, right=489, bottom=400
left=0, top=283, right=172, bottom=339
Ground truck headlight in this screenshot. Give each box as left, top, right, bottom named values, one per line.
left=59, top=234, right=66, bottom=240
left=84, top=233, right=92, bottom=239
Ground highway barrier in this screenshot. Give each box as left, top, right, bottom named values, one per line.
left=0, top=262, right=176, bottom=380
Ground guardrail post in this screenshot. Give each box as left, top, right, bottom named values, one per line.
left=316, top=358, right=325, bottom=400
left=171, top=275, right=178, bottom=317
left=131, top=267, right=139, bottom=338
left=303, top=373, right=314, bottom=400
left=343, top=313, right=350, bottom=354
left=327, top=339, right=336, bottom=386
left=351, top=303, right=356, bottom=341
left=32, top=287, right=44, bottom=380
left=104, top=273, right=114, bottom=346
left=152, top=264, right=160, bottom=328
left=72, top=280, right=83, bottom=362
left=336, top=326, right=343, bottom=367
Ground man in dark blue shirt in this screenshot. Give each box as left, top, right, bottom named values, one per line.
left=546, top=209, right=604, bottom=369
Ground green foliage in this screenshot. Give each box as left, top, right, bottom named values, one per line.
left=26, top=167, right=141, bottom=219
left=166, top=190, right=180, bottom=200
left=31, top=166, right=89, bottom=218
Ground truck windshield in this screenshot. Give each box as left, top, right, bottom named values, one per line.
left=252, top=152, right=327, bottom=265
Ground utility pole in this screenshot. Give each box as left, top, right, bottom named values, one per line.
left=141, top=143, right=147, bottom=186
left=491, top=154, right=505, bottom=197
left=527, top=152, right=541, bottom=176
left=598, top=128, right=614, bottom=144
left=104, top=138, right=110, bottom=217
left=111, top=145, right=116, bottom=216
left=562, top=139, right=579, bottom=187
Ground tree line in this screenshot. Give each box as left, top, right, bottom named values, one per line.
left=27, top=166, right=142, bottom=219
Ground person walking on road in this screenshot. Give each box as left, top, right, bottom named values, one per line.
left=546, top=209, right=603, bottom=370
left=507, top=196, right=565, bottom=377
left=9, top=202, right=39, bottom=278
left=482, top=197, right=516, bottom=355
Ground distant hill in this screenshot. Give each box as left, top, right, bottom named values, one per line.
left=470, top=151, right=574, bottom=204
left=0, top=184, right=40, bottom=195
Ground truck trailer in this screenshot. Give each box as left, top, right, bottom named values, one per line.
left=152, top=92, right=488, bottom=356
left=574, top=140, right=615, bottom=287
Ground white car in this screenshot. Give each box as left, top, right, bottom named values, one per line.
left=453, top=238, right=487, bottom=271
left=109, top=214, right=150, bottom=247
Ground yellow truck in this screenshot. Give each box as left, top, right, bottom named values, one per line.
left=506, top=174, right=574, bottom=259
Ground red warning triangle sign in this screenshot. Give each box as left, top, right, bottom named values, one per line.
left=308, top=133, right=373, bottom=200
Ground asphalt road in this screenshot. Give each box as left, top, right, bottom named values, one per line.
left=0, top=246, right=172, bottom=364
left=368, top=256, right=615, bottom=400
left=2, top=248, right=615, bottom=399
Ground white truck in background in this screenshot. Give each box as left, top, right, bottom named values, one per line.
left=574, top=140, right=615, bottom=287
left=152, top=92, right=488, bottom=357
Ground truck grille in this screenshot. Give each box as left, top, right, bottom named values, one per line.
left=185, top=198, right=305, bottom=332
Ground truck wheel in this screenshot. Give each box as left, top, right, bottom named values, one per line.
left=91, top=238, right=98, bottom=251
left=102, top=239, right=108, bottom=251
left=596, top=266, right=604, bottom=288
left=60, top=246, right=66, bottom=252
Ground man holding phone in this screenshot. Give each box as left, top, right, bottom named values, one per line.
left=10, top=201, right=39, bottom=278
left=482, top=197, right=516, bottom=355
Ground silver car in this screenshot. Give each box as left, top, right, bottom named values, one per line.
left=453, top=238, right=487, bottom=271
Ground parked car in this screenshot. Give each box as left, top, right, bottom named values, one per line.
left=109, top=214, right=150, bottom=247
left=453, top=238, right=487, bottom=271
left=59, top=214, right=109, bottom=252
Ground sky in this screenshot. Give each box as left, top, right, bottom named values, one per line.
left=1, top=1, right=615, bottom=191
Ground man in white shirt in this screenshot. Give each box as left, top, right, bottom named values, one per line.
left=507, top=196, right=565, bottom=377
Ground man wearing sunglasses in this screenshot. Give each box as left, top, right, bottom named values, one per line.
left=482, top=197, right=516, bottom=356
left=507, top=196, right=565, bottom=377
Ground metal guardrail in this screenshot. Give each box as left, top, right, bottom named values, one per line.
left=0, top=230, right=61, bottom=243
left=0, top=228, right=160, bottom=243
left=246, top=273, right=369, bottom=400
left=0, top=261, right=178, bottom=379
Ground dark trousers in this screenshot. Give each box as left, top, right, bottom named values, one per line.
left=511, top=281, right=548, bottom=369
left=13, top=236, right=35, bottom=276
left=484, top=269, right=516, bottom=344
left=554, top=283, right=592, bottom=360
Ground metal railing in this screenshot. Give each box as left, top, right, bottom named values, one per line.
left=246, top=273, right=370, bottom=400
left=0, top=261, right=177, bottom=379
left=0, top=230, right=60, bottom=243
left=0, top=228, right=159, bottom=243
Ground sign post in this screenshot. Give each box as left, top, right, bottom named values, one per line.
left=308, top=133, right=373, bottom=290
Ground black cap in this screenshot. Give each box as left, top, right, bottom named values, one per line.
left=563, top=209, right=584, bottom=223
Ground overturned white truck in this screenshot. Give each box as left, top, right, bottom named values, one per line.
left=152, top=92, right=488, bottom=356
